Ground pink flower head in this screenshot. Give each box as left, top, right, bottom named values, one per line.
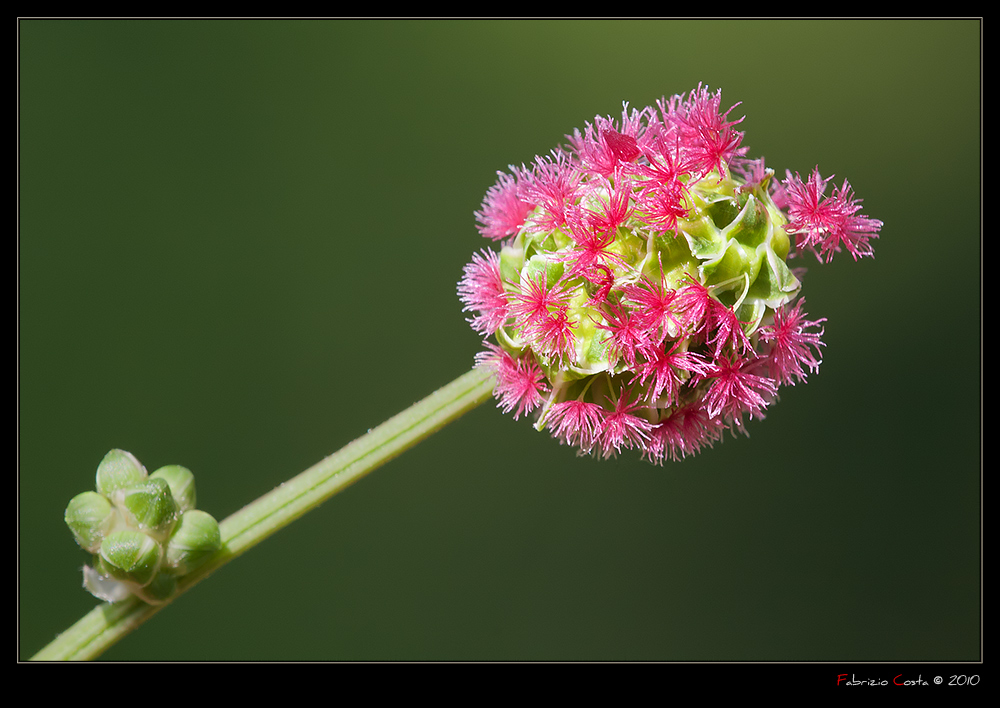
left=620, top=267, right=680, bottom=345
left=757, top=299, right=826, bottom=385
left=659, top=84, right=746, bottom=180
left=568, top=103, right=651, bottom=178
left=644, top=403, right=723, bottom=464
left=698, top=354, right=778, bottom=422
left=475, top=343, right=548, bottom=421
left=520, top=149, right=582, bottom=232
left=782, top=167, right=883, bottom=262
left=594, top=299, right=647, bottom=369
left=636, top=340, right=710, bottom=407
left=461, top=87, right=881, bottom=462
left=545, top=399, right=606, bottom=452
left=458, top=249, right=509, bottom=335
left=475, top=166, right=535, bottom=241
left=596, top=386, right=653, bottom=458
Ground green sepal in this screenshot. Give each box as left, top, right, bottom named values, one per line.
left=499, top=244, right=525, bottom=286
left=132, top=571, right=177, bottom=605
left=723, top=194, right=769, bottom=249
left=705, top=193, right=744, bottom=230
left=150, top=465, right=197, bottom=512
left=164, top=509, right=222, bottom=575
left=494, top=324, right=526, bottom=356
left=701, top=239, right=761, bottom=291
left=746, top=245, right=801, bottom=308
left=65, top=491, right=119, bottom=553
left=701, top=196, right=772, bottom=290
left=113, top=477, right=180, bottom=542
left=99, top=530, right=162, bottom=587
left=95, top=449, right=147, bottom=497
left=680, top=213, right=725, bottom=260
left=521, top=253, right=565, bottom=291
left=735, top=298, right=766, bottom=335
left=649, top=233, right=700, bottom=291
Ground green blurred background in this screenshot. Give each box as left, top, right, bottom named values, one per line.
left=19, top=19, right=980, bottom=661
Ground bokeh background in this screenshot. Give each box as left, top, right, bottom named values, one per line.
left=19, top=19, right=980, bottom=661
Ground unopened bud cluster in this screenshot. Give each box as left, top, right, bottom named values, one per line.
left=64, top=449, right=221, bottom=604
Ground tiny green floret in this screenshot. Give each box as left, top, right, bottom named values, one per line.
left=64, top=491, right=118, bottom=553
left=163, top=510, right=222, bottom=575
left=95, top=449, right=147, bottom=497
left=150, top=465, right=197, bottom=512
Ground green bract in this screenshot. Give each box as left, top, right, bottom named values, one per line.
left=64, top=449, right=221, bottom=605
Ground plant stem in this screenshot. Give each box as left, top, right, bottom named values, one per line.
left=32, top=367, right=496, bottom=661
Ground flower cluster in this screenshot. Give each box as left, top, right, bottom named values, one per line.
left=64, top=449, right=221, bottom=604
left=459, top=85, right=881, bottom=463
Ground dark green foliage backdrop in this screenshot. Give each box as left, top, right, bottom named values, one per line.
left=19, top=19, right=980, bottom=661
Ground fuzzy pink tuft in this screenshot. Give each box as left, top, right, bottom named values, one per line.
left=575, top=170, right=633, bottom=236
left=645, top=403, right=724, bottom=464
left=508, top=273, right=572, bottom=329
left=520, top=149, right=582, bottom=232
left=636, top=340, right=710, bottom=407
left=757, top=299, right=826, bottom=385
left=782, top=167, right=882, bottom=262
left=568, top=104, right=651, bottom=178
left=545, top=399, right=606, bottom=452
left=631, top=132, right=693, bottom=235
left=558, top=214, right=628, bottom=293
left=475, top=344, right=548, bottom=420
left=699, top=355, right=778, bottom=421
left=526, top=307, right=577, bottom=362
left=659, top=84, right=746, bottom=180
left=475, top=167, right=535, bottom=241
left=596, top=387, right=653, bottom=458
left=458, top=249, right=509, bottom=335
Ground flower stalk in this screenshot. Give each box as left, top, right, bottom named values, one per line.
left=32, top=367, right=495, bottom=661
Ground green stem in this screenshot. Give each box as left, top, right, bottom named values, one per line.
left=32, top=367, right=496, bottom=661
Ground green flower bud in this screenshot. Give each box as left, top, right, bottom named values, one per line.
left=99, top=529, right=162, bottom=587
left=64, top=491, right=119, bottom=553
left=112, top=477, right=180, bottom=542
left=95, top=449, right=147, bottom=497
left=163, top=509, right=221, bottom=575
left=149, top=465, right=196, bottom=512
